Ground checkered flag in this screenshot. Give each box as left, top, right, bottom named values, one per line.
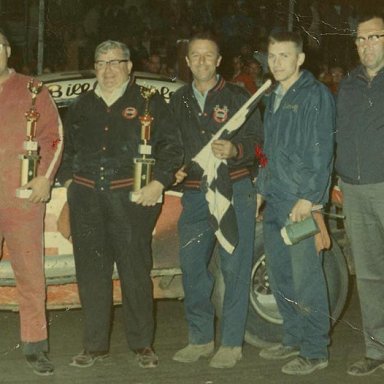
left=192, top=79, right=272, bottom=254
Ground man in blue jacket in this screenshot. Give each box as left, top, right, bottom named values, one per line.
left=335, top=10, right=384, bottom=376
left=257, top=31, right=335, bottom=375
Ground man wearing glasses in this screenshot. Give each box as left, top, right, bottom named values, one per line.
left=336, top=10, right=384, bottom=376
left=58, top=40, right=183, bottom=369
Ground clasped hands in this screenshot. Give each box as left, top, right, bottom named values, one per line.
left=174, top=139, right=237, bottom=185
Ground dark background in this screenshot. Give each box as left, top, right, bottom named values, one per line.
left=0, top=0, right=383, bottom=79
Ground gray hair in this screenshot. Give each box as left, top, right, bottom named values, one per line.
left=94, top=40, right=130, bottom=61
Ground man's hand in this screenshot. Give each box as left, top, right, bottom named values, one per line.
left=132, top=180, right=164, bottom=206
left=256, top=193, right=264, bottom=221
left=173, top=166, right=187, bottom=185
left=23, top=176, right=51, bottom=204
left=211, top=139, right=238, bottom=160
left=290, top=198, right=313, bottom=222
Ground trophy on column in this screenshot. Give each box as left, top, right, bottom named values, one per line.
left=130, top=86, right=162, bottom=203
left=16, top=79, right=42, bottom=198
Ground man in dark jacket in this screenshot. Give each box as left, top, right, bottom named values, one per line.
left=335, top=10, right=384, bottom=376
left=257, top=31, right=335, bottom=375
left=171, top=32, right=263, bottom=369
left=58, top=40, right=183, bottom=369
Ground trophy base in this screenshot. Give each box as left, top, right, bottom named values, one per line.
left=16, top=188, right=32, bottom=199
left=129, top=191, right=163, bottom=204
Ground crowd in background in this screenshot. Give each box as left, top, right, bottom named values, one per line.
left=1, top=0, right=382, bottom=93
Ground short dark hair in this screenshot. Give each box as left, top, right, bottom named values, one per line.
left=356, top=10, right=384, bottom=27
left=268, top=30, right=303, bottom=53
left=188, top=31, right=220, bottom=55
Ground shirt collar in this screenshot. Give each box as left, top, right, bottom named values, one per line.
left=191, top=74, right=220, bottom=97
left=95, top=79, right=130, bottom=106
left=273, top=83, right=285, bottom=97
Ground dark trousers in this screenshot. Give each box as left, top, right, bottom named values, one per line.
left=68, top=183, right=161, bottom=352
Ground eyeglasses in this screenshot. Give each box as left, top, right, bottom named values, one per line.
left=94, top=59, right=129, bottom=70
left=355, top=34, right=384, bottom=46
left=0, top=43, right=9, bottom=53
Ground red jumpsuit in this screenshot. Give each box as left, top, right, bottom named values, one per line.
left=0, top=71, right=63, bottom=344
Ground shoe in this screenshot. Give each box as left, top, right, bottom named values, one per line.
left=70, top=350, right=109, bottom=368
left=173, top=341, right=214, bottom=363
left=135, top=347, right=158, bottom=368
left=347, top=357, right=384, bottom=376
left=209, top=346, right=242, bottom=368
left=281, top=356, right=328, bottom=375
left=25, top=351, right=54, bottom=376
left=259, top=343, right=300, bottom=360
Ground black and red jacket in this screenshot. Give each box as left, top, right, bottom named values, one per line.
left=58, top=77, right=183, bottom=191
left=169, top=76, right=263, bottom=190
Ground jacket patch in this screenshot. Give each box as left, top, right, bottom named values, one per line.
left=122, top=107, right=138, bottom=119
left=213, top=105, right=228, bottom=123
left=282, top=103, right=299, bottom=113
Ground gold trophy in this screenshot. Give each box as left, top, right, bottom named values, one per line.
left=130, top=86, right=162, bottom=203
left=16, top=79, right=43, bottom=198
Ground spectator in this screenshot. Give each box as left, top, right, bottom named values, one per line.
left=231, top=55, right=257, bottom=94
left=329, top=65, right=345, bottom=94
left=247, top=57, right=264, bottom=88
left=145, top=53, right=162, bottom=74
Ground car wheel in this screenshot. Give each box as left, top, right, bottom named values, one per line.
left=211, top=223, right=349, bottom=346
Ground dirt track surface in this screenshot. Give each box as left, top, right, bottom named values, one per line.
left=0, top=279, right=383, bottom=384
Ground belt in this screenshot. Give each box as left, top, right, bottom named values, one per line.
left=73, top=175, right=134, bottom=190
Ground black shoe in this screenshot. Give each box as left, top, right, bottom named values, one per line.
left=70, top=350, right=109, bottom=368
left=135, top=347, right=158, bottom=368
left=25, top=351, right=54, bottom=376
left=347, top=357, right=384, bottom=376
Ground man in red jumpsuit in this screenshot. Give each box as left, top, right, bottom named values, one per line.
left=0, top=30, right=63, bottom=376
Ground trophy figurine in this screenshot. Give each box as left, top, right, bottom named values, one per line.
left=130, top=86, right=162, bottom=203
left=16, top=79, right=43, bottom=198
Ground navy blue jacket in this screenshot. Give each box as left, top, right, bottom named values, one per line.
left=335, top=66, right=384, bottom=184
left=257, top=70, right=335, bottom=204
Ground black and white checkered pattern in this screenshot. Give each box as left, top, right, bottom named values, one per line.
left=192, top=80, right=272, bottom=254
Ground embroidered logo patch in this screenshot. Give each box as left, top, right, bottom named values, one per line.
left=122, top=107, right=138, bottom=119
left=213, top=105, right=228, bottom=123
left=283, top=103, right=299, bottom=113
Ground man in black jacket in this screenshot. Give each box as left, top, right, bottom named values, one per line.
left=335, top=10, right=384, bottom=376
left=58, top=40, right=183, bottom=369
left=171, top=32, right=263, bottom=369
